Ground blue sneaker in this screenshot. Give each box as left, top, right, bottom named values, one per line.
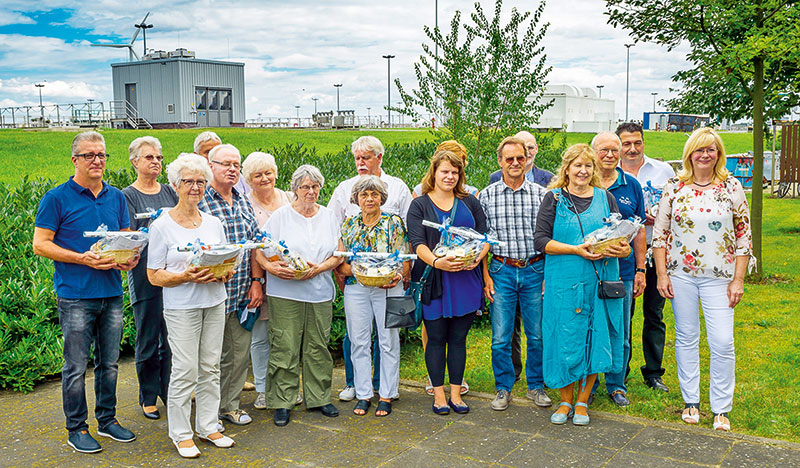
left=97, top=421, right=136, bottom=442
left=67, top=429, right=102, bottom=453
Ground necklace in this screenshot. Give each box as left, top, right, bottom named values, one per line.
left=694, top=179, right=714, bottom=187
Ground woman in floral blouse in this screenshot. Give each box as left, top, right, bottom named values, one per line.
left=337, top=175, right=411, bottom=417
left=652, top=127, right=753, bottom=432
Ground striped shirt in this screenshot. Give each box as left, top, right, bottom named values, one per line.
left=199, top=185, right=260, bottom=314
left=478, top=178, right=547, bottom=259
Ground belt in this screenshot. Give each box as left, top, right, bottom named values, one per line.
left=493, top=254, right=544, bottom=268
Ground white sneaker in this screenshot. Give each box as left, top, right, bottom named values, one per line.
left=254, top=392, right=267, bottom=409
left=296, top=391, right=304, bottom=405
left=200, top=434, right=235, bottom=448
left=173, top=440, right=201, bottom=458
left=338, top=385, right=356, bottom=401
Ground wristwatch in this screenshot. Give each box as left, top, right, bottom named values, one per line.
left=251, top=276, right=265, bottom=285
left=635, top=268, right=646, bottom=274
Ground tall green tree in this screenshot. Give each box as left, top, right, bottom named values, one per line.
left=606, top=0, right=800, bottom=274
left=394, top=0, right=552, bottom=159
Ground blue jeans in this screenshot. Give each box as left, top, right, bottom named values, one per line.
left=594, top=280, right=633, bottom=394
left=58, top=296, right=124, bottom=432
left=489, top=258, right=544, bottom=392
left=343, top=329, right=380, bottom=389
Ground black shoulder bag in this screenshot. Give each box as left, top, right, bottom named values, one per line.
left=563, top=189, right=626, bottom=300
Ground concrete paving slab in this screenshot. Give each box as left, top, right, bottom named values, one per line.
left=497, top=435, right=616, bottom=468
left=536, top=415, right=645, bottom=449
left=378, top=447, right=493, bottom=467
left=418, top=419, right=535, bottom=463
left=606, top=451, right=708, bottom=467
left=720, top=440, right=800, bottom=468
left=459, top=401, right=550, bottom=435
left=624, top=425, right=733, bottom=466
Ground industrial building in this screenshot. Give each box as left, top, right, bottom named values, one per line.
left=643, top=112, right=710, bottom=132
left=533, top=84, right=616, bottom=132
left=110, top=49, right=245, bottom=129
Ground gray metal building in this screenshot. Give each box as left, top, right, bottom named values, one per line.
left=110, top=49, right=245, bottom=129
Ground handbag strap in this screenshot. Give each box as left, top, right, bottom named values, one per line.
left=563, top=188, right=603, bottom=284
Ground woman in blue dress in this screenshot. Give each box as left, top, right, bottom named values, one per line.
left=407, top=149, right=490, bottom=415
left=534, top=144, right=630, bottom=426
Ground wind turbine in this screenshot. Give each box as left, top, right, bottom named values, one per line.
left=91, top=12, right=151, bottom=62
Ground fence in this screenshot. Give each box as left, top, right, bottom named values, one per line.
left=0, top=102, right=112, bottom=128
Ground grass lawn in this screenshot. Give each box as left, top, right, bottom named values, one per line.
left=0, top=128, right=757, bottom=184
left=401, top=195, right=800, bottom=443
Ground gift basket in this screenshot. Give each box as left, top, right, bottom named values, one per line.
left=334, top=250, right=417, bottom=288
left=421, top=219, right=505, bottom=264
left=84, top=225, right=148, bottom=264
left=584, top=214, right=643, bottom=254
left=642, top=181, right=663, bottom=218
left=178, top=240, right=244, bottom=279
left=257, top=232, right=311, bottom=279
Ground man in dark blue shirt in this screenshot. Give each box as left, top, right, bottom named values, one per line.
left=34, top=131, right=139, bottom=454
left=589, top=131, right=647, bottom=407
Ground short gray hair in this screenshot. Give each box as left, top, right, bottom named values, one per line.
left=208, top=143, right=241, bottom=162
left=167, top=153, right=212, bottom=188
left=349, top=175, right=388, bottom=205
left=590, top=132, right=621, bottom=150
left=128, top=136, right=162, bottom=164
left=351, top=136, right=384, bottom=160
left=290, top=164, right=325, bottom=193
left=241, top=152, right=278, bottom=185
left=72, top=131, right=105, bottom=156
left=193, top=131, right=221, bottom=153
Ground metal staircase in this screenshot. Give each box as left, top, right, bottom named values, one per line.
left=110, top=100, right=152, bottom=129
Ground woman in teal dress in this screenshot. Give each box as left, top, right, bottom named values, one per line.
left=533, top=144, right=630, bottom=426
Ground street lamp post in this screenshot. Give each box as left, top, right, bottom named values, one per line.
left=382, top=54, right=395, bottom=127
left=35, top=83, right=45, bottom=127
left=312, top=97, right=318, bottom=115
left=624, top=43, right=634, bottom=121
left=596, top=85, right=604, bottom=98
left=651, top=92, right=658, bottom=112
left=366, top=107, right=371, bottom=127
left=295, top=105, right=300, bottom=126
left=333, top=84, right=342, bottom=112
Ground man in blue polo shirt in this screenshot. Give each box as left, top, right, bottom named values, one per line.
left=589, top=131, right=647, bottom=407
left=33, top=131, right=139, bottom=453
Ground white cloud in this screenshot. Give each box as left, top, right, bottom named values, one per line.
left=0, top=10, right=34, bottom=26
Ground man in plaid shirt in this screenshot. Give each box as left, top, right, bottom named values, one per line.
left=479, top=136, right=550, bottom=411
left=199, top=144, right=265, bottom=428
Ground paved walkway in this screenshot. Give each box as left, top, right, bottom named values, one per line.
left=2, top=357, right=799, bottom=468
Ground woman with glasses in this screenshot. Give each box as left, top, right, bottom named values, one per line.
left=147, top=153, right=234, bottom=458
left=652, top=128, right=753, bottom=431
left=122, top=136, right=178, bottom=421
left=260, top=165, right=343, bottom=427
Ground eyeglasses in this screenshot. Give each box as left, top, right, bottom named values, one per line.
left=298, top=183, right=321, bottom=192
left=504, top=155, right=527, bottom=164
left=211, top=160, right=241, bottom=170
left=597, top=148, right=620, bottom=156
left=74, top=153, right=110, bottom=161
left=142, top=154, right=164, bottom=162
left=180, top=179, right=207, bottom=188
left=693, top=147, right=718, bottom=156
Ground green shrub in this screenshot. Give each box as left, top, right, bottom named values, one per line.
left=0, top=135, right=565, bottom=392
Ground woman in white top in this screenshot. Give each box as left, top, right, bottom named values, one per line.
left=652, top=128, right=753, bottom=432
left=260, top=164, right=343, bottom=427
left=147, top=153, right=235, bottom=458
left=241, top=152, right=292, bottom=411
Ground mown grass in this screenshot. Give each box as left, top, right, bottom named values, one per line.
left=401, top=195, right=800, bottom=443
left=0, top=128, right=756, bottom=184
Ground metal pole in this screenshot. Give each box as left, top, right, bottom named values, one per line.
left=651, top=92, right=658, bottom=112
left=596, top=85, right=604, bottom=98
left=87, top=99, right=94, bottom=126
left=334, top=84, right=342, bottom=112
left=312, top=97, right=318, bottom=114
left=624, top=43, right=634, bottom=121
left=382, top=54, right=395, bottom=127
left=35, top=83, right=45, bottom=127
left=367, top=107, right=371, bottom=128
left=295, top=105, right=300, bottom=126
left=56, top=104, right=60, bottom=126
left=771, top=120, right=776, bottom=194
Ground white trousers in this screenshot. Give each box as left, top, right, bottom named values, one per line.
left=163, top=302, right=225, bottom=442
left=250, top=318, right=270, bottom=393
left=670, top=274, right=735, bottom=414
left=343, top=283, right=401, bottom=400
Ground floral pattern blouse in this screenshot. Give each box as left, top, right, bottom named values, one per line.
left=652, top=176, right=754, bottom=279
left=340, top=212, right=410, bottom=285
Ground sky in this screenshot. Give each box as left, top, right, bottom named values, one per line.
left=0, top=0, right=691, bottom=123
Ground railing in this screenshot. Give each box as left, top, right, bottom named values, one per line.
left=0, top=102, right=111, bottom=128
left=244, top=113, right=434, bottom=129
left=110, top=100, right=152, bottom=129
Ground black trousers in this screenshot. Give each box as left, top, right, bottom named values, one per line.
left=424, top=312, right=476, bottom=387
left=133, top=295, right=171, bottom=406
left=628, top=258, right=667, bottom=380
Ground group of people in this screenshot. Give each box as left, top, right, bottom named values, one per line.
left=33, top=123, right=752, bottom=457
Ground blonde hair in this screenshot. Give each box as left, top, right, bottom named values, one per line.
left=436, top=140, right=468, bottom=162
left=548, top=144, right=602, bottom=190
left=678, top=128, right=729, bottom=184
left=420, top=150, right=468, bottom=198
left=241, top=152, right=277, bottom=185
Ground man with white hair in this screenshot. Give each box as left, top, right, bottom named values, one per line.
left=33, top=131, right=139, bottom=453
left=199, top=143, right=265, bottom=428
left=194, top=131, right=222, bottom=159
left=327, top=135, right=413, bottom=401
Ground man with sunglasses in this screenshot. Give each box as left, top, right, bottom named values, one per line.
left=33, top=131, right=139, bottom=453
left=479, top=136, right=550, bottom=411
left=199, top=143, right=266, bottom=429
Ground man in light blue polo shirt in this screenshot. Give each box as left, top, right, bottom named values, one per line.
left=33, top=131, right=139, bottom=454
left=589, top=131, right=647, bottom=407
